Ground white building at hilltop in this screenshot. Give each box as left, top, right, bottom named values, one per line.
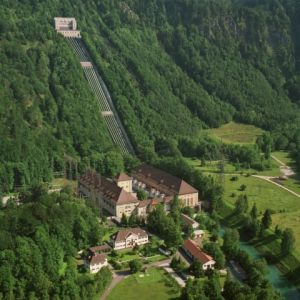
left=54, top=17, right=81, bottom=38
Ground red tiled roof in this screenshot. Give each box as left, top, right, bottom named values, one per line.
left=183, top=239, right=214, bottom=264
left=138, top=200, right=150, bottom=208
left=181, top=214, right=199, bottom=227
left=115, top=173, right=132, bottom=182
left=89, top=253, right=107, bottom=265
left=79, top=170, right=138, bottom=205
left=113, top=228, right=148, bottom=243
left=89, top=244, right=111, bottom=253
left=132, top=165, right=198, bottom=196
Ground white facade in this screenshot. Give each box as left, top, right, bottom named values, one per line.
left=114, top=233, right=149, bottom=250
left=203, top=260, right=216, bottom=270
left=85, top=257, right=108, bottom=274
left=54, top=17, right=81, bottom=38
left=117, top=179, right=133, bottom=193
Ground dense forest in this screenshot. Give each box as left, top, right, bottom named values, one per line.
left=0, top=186, right=112, bottom=299
left=1, top=0, right=300, bottom=189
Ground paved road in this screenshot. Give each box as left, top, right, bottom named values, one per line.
left=99, top=259, right=171, bottom=300
left=163, top=267, right=186, bottom=287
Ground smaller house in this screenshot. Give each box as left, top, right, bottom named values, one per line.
left=112, top=228, right=149, bottom=250
left=183, top=239, right=215, bottom=270
left=181, top=214, right=199, bottom=229
left=89, top=244, right=112, bottom=254
left=85, top=253, right=108, bottom=274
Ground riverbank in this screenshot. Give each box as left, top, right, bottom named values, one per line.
left=219, top=206, right=300, bottom=299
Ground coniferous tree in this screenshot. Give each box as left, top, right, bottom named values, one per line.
left=281, top=228, right=295, bottom=255
left=262, top=209, right=272, bottom=230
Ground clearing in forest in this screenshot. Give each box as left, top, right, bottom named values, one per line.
left=207, top=121, right=264, bottom=144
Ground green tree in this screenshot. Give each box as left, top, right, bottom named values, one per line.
left=222, top=229, right=239, bottom=258
left=262, top=209, right=272, bottom=229
left=190, top=260, right=204, bottom=278
left=121, top=213, right=128, bottom=227
left=281, top=228, right=295, bottom=255
left=181, top=278, right=208, bottom=300
left=137, top=189, right=147, bottom=200
left=250, top=203, right=258, bottom=219
left=235, top=195, right=248, bottom=214
left=129, top=259, right=142, bottom=273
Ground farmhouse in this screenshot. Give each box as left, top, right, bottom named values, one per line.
left=85, top=253, right=108, bottom=274
left=183, top=239, right=215, bottom=270
left=132, top=165, right=199, bottom=208
left=112, top=228, right=149, bottom=250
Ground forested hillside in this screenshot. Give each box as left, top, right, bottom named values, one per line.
left=0, top=186, right=112, bottom=299
left=1, top=0, right=300, bottom=190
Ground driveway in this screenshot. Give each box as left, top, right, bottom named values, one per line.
left=163, top=267, right=186, bottom=287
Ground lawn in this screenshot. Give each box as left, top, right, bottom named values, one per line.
left=185, top=157, right=281, bottom=177
left=278, top=176, right=300, bottom=196
left=222, top=175, right=300, bottom=214
left=106, top=268, right=180, bottom=300
left=272, top=151, right=294, bottom=166
left=272, top=211, right=300, bottom=255
left=206, top=121, right=264, bottom=144
left=108, top=249, right=141, bottom=262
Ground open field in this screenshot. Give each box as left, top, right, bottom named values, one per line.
left=272, top=151, right=294, bottom=166
left=223, top=175, right=300, bottom=214
left=206, top=121, right=264, bottom=144
left=185, top=157, right=282, bottom=177
left=272, top=211, right=300, bottom=254
left=106, top=268, right=180, bottom=300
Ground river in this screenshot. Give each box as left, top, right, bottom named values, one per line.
left=238, top=242, right=300, bottom=300
left=219, top=228, right=299, bottom=299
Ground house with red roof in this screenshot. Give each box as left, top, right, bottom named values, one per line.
left=132, top=165, right=199, bottom=208
left=78, top=165, right=199, bottom=218
left=183, top=239, right=215, bottom=270
left=78, top=170, right=139, bottom=218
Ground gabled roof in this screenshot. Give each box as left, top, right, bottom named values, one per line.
left=115, top=173, right=132, bottom=182
left=183, top=239, right=214, bottom=265
left=79, top=170, right=138, bottom=205
left=113, top=228, right=148, bottom=243
left=181, top=214, right=199, bottom=227
left=89, top=253, right=107, bottom=265
left=132, top=165, right=198, bottom=196
left=89, top=244, right=111, bottom=253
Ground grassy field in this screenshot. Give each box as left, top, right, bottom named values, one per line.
left=272, top=151, right=294, bottom=166
left=206, top=121, right=264, bottom=144
left=222, top=175, right=300, bottom=214
left=272, top=211, right=300, bottom=254
left=107, top=268, right=180, bottom=300
left=185, top=157, right=282, bottom=177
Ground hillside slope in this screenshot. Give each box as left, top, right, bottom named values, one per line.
left=1, top=0, right=300, bottom=189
